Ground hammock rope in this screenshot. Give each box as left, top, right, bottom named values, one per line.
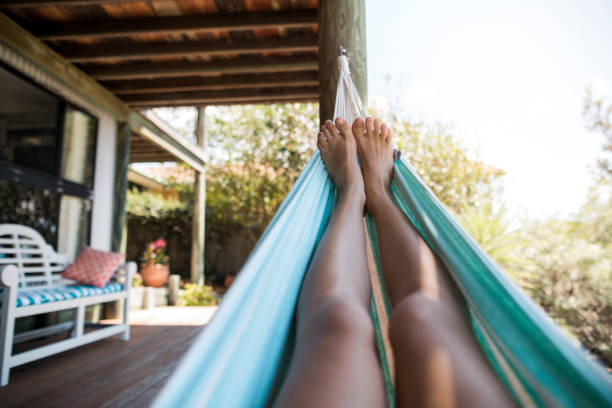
left=154, top=51, right=612, bottom=408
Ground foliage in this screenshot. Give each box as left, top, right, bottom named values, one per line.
left=371, top=106, right=505, bottom=213
left=510, top=214, right=612, bottom=366
left=179, top=284, right=220, bottom=306
left=583, top=87, right=612, bottom=178
left=456, top=202, right=533, bottom=287
left=126, top=188, right=189, bottom=221
left=132, top=273, right=143, bottom=287
left=141, top=238, right=169, bottom=266
left=203, top=103, right=318, bottom=245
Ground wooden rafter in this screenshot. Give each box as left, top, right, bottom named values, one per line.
left=129, top=98, right=316, bottom=109
left=31, top=10, right=318, bottom=40
left=63, top=36, right=318, bottom=63
left=103, top=71, right=319, bottom=94
left=87, top=57, right=318, bottom=80
left=122, top=86, right=319, bottom=106
left=0, top=0, right=144, bottom=6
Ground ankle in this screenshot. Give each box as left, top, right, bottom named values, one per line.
left=366, top=187, right=394, bottom=217
left=338, top=182, right=366, bottom=206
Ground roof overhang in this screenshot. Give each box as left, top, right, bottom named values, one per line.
left=1, top=1, right=320, bottom=109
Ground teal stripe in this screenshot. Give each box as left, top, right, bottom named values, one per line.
left=391, top=159, right=612, bottom=407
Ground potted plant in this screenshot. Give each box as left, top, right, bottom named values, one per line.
left=140, top=238, right=170, bottom=287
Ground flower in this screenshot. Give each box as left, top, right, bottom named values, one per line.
left=141, top=238, right=169, bottom=266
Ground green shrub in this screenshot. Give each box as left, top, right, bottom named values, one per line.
left=179, top=284, right=220, bottom=306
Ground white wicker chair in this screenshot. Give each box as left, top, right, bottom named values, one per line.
left=0, top=224, right=135, bottom=386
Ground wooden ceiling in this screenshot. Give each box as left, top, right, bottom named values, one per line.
left=1, top=0, right=320, bottom=109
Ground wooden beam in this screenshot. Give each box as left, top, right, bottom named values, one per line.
left=318, top=0, right=367, bottom=125
left=0, top=0, right=144, bottom=7
left=103, top=71, right=319, bottom=94
left=129, top=98, right=318, bottom=109
left=0, top=12, right=130, bottom=120
left=129, top=154, right=179, bottom=163
left=128, top=111, right=205, bottom=172
left=87, top=57, right=318, bottom=80
left=32, top=10, right=318, bottom=40
left=121, top=86, right=319, bottom=106
left=64, top=36, right=318, bottom=63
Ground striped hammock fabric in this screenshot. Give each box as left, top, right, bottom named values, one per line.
left=154, top=55, right=612, bottom=408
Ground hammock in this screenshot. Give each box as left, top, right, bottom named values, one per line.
left=154, top=52, right=612, bottom=408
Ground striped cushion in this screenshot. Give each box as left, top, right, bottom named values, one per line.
left=15, top=283, right=124, bottom=308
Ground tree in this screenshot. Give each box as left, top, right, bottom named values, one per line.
left=511, top=216, right=612, bottom=366
left=204, top=103, right=318, bottom=246
left=583, top=87, right=612, bottom=178
left=370, top=105, right=505, bottom=213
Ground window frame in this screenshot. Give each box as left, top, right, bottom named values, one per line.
left=0, top=62, right=99, bottom=249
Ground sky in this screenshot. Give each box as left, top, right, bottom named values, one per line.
left=365, top=0, right=612, bottom=219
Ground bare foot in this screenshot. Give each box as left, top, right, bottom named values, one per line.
left=318, top=118, right=365, bottom=205
left=352, top=117, right=395, bottom=214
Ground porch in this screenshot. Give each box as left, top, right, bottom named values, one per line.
left=0, top=307, right=217, bottom=407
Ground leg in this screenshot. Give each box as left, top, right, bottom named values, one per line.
left=274, top=118, right=385, bottom=408
left=353, top=117, right=514, bottom=407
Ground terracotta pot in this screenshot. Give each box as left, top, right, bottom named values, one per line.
left=140, top=263, right=169, bottom=287
left=224, top=275, right=236, bottom=289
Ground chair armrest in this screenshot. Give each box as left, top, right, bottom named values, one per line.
left=0, top=265, right=18, bottom=289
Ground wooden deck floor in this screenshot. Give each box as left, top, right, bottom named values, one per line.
left=0, top=307, right=217, bottom=408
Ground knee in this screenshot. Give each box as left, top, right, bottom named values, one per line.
left=389, top=292, right=439, bottom=346
left=304, top=296, right=374, bottom=339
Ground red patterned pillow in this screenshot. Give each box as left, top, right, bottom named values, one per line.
left=62, top=247, right=124, bottom=287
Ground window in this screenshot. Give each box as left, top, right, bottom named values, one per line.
left=0, top=65, right=98, bottom=259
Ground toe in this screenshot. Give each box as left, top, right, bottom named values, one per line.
left=352, top=117, right=365, bottom=138
left=317, top=132, right=328, bottom=148
left=321, top=124, right=332, bottom=141
left=365, top=117, right=374, bottom=138
left=374, top=118, right=382, bottom=138
left=335, top=117, right=351, bottom=139
left=381, top=124, right=389, bottom=142
left=324, top=120, right=339, bottom=139
left=386, top=129, right=393, bottom=145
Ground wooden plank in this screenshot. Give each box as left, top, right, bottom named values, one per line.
left=121, top=86, right=319, bottom=106
left=103, top=71, right=319, bottom=94
left=32, top=10, right=318, bottom=40
left=87, top=56, right=318, bottom=80
left=63, top=36, right=318, bottom=62
left=0, top=12, right=130, bottom=120
left=0, top=0, right=144, bottom=6
left=0, top=325, right=200, bottom=407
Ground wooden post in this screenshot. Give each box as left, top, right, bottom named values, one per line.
left=318, top=0, right=367, bottom=125
left=191, top=107, right=206, bottom=285
left=112, top=122, right=131, bottom=253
